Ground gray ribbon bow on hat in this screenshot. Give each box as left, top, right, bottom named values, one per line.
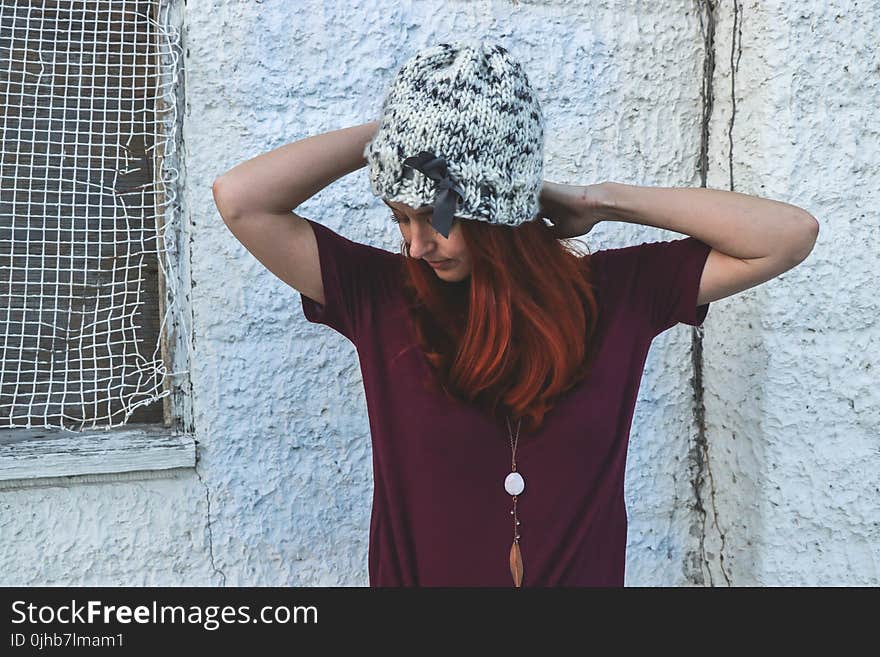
left=401, top=151, right=466, bottom=239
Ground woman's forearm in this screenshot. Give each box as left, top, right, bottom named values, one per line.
left=597, top=182, right=819, bottom=262
left=214, top=120, right=380, bottom=217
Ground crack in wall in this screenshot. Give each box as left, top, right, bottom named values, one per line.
left=169, top=1, right=218, bottom=585
left=690, top=0, right=733, bottom=587
left=195, top=458, right=227, bottom=586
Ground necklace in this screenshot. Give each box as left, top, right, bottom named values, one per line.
left=505, top=415, right=525, bottom=587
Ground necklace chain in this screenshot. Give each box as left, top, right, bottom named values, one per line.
left=505, top=415, right=524, bottom=587
left=506, top=415, right=521, bottom=468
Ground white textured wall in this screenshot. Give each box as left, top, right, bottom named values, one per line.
left=2, top=0, right=876, bottom=586
left=697, top=1, right=880, bottom=585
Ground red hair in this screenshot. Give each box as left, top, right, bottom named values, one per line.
left=394, top=216, right=600, bottom=434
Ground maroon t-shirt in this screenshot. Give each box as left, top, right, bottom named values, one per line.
left=299, top=218, right=711, bottom=587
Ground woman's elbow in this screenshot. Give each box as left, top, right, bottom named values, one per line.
left=790, top=211, right=820, bottom=264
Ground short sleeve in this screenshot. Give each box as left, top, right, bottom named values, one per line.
left=299, top=218, right=400, bottom=346
left=595, top=236, right=712, bottom=338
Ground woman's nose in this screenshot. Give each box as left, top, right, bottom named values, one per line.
left=408, top=220, right=438, bottom=258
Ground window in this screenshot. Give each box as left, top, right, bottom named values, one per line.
left=0, top=0, right=193, bottom=481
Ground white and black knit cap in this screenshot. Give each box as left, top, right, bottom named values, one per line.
left=363, top=40, right=545, bottom=239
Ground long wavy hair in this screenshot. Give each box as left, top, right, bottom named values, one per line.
left=393, top=215, right=601, bottom=434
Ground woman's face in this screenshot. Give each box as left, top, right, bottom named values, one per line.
left=384, top=199, right=473, bottom=282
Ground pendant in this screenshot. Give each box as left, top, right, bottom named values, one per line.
left=504, top=471, right=525, bottom=496
left=509, top=540, right=524, bottom=587
left=506, top=470, right=525, bottom=587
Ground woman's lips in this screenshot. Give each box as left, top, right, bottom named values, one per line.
left=428, top=259, right=452, bottom=268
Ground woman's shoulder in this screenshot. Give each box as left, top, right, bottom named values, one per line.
left=306, top=217, right=404, bottom=270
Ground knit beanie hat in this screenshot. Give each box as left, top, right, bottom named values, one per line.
left=363, top=40, right=545, bottom=239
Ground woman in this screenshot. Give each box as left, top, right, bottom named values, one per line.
left=212, top=42, right=818, bottom=587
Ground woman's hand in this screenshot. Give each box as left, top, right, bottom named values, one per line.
left=537, top=181, right=608, bottom=238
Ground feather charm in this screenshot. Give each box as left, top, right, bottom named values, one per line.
left=509, top=540, right=524, bottom=587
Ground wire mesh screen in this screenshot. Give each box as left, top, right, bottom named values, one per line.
left=0, top=0, right=185, bottom=431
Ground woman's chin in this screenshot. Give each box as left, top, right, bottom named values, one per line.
left=438, top=269, right=471, bottom=284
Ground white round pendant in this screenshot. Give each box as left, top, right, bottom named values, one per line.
left=504, top=471, right=525, bottom=496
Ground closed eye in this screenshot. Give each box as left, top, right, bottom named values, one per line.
left=390, top=212, right=451, bottom=226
